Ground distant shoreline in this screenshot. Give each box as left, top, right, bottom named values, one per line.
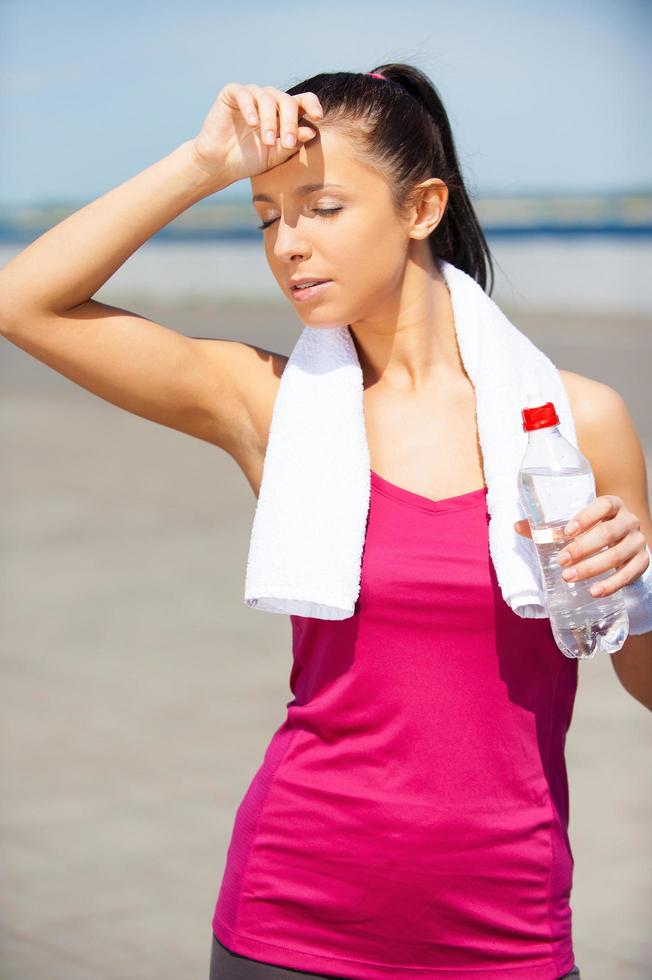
left=2, top=225, right=652, bottom=245
left=2, top=189, right=651, bottom=243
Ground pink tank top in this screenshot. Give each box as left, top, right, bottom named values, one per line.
left=212, top=469, right=579, bottom=979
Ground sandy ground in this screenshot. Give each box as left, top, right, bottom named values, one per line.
left=1, top=303, right=651, bottom=980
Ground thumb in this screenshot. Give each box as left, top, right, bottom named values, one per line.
left=513, top=519, right=532, bottom=538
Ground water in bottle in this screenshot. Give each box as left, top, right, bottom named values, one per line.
left=517, top=395, right=629, bottom=660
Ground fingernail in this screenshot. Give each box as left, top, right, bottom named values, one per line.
left=565, top=521, right=579, bottom=535
left=282, top=133, right=296, bottom=148
left=265, top=130, right=276, bottom=143
left=590, top=584, right=604, bottom=596
left=247, top=112, right=258, bottom=124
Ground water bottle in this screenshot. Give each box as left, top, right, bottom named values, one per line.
left=517, top=395, right=629, bottom=660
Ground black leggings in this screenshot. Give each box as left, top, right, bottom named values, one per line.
left=209, top=933, right=582, bottom=980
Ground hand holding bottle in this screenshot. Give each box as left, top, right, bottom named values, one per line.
left=190, top=81, right=325, bottom=188
left=514, top=494, right=649, bottom=600
left=516, top=398, right=632, bottom=658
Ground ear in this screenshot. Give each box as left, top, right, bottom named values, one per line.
left=408, top=178, right=448, bottom=239
left=514, top=519, right=532, bottom=538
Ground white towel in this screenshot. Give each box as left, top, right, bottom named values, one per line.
left=243, top=257, right=652, bottom=633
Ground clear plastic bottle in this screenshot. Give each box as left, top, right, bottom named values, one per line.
left=517, top=396, right=629, bottom=660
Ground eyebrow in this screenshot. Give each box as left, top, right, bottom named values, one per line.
left=252, top=183, right=346, bottom=204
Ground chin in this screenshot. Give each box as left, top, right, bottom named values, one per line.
left=293, top=306, right=353, bottom=330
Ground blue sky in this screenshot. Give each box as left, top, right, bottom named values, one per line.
left=1, top=0, right=650, bottom=206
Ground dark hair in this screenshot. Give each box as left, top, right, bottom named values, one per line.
left=285, top=63, right=495, bottom=295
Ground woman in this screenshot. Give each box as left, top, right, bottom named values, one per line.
left=1, top=64, right=650, bottom=980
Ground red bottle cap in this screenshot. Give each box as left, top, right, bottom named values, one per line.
left=522, top=401, right=560, bottom=432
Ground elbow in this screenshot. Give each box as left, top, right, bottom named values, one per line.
left=0, top=267, right=53, bottom=336
left=0, top=282, right=29, bottom=338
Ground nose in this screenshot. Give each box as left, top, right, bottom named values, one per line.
left=272, top=216, right=311, bottom=263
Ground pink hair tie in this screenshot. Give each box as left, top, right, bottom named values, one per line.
left=366, top=72, right=386, bottom=80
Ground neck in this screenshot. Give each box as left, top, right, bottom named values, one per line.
left=348, top=243, right=464, bottom=393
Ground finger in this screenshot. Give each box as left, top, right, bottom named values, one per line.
left=513, top=519, right=531, bottom=537
left=563, top=494, right=622, bottom=536
left=557, top=508, right=634, bottom=570
left=296, top=123, right=319, bottom=144
left=234, top=85, right=259, bottom=126
left=587, top=542, right=650, bottom=597
left=277, top=92, right=299, bottom=149
left=251, top=86, right=280, bottom=146
left=560, top=529, right=644, bottom=586
left=294, top=91, right=324, bottom=122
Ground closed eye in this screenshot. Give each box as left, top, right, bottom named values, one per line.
left=257, top=207, right=344, bottom=231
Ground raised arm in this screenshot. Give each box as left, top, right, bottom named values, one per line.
left=0, top=142, right=247, bottom=448
left=0, top=83, right=323, bottom=458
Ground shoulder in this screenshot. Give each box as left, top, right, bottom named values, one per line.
left=559, top=369, right=622, bottom=421
left=558, top=367, right=637, bottom=457
left=558, top=367, right=635, bottom=469
left=558, top=369, right=650, bottom=524
left=558, top=367, right=625, bottom=430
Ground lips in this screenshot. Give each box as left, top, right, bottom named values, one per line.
left=289, top=280, right=334, bottom=302
left=290, top=278, right=331, bottom=291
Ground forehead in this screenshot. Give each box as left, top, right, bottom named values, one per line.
left=250, top=127, right=370, bottom=202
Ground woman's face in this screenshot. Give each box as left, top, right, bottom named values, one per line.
left=250, top=126, right=412, bottom=330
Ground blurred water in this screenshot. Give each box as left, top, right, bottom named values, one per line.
left=1, top=236, right=651, bottom=315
